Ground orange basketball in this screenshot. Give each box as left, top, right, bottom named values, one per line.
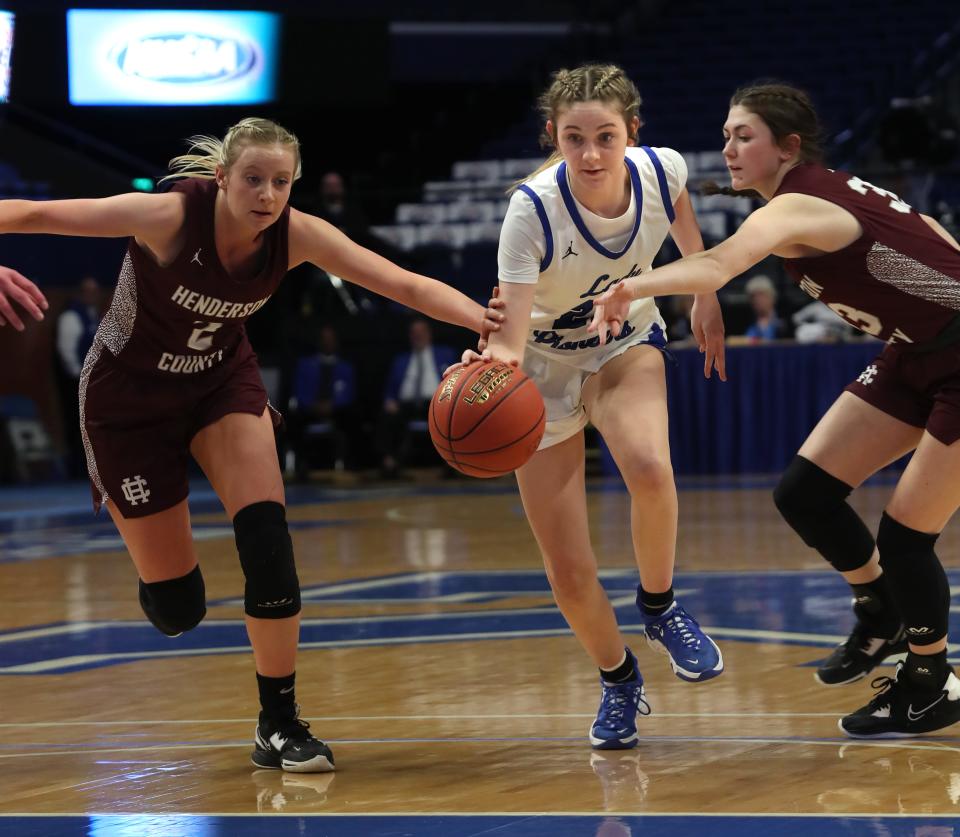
left=429, top=361, right=545, bottom=478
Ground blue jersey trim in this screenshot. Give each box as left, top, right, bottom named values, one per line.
left=517, top=184, right=554, bottom=272
left=556, top=158, right=643, bottom=259
left=640, top=145, right=676, bottom=224
left=646, top=321, right=667, bottom=349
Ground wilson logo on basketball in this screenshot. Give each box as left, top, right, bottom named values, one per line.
left=463, top=366, right=513, bottom=405
left=111, top=33, right=258, bottom=85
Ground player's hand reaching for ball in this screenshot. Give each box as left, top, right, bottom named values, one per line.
left=444, top=347, right=520, bottom=379
left=587, top=279, right=637, bottom=346
left=0, top=265, right=49, bottom=331
left=445, top=348, right=490, bottom=377
left=445, top=286, right=516, bottom=376
left=690, top=292, right=727, bottom=381
left=477, top=286, right=505, bottom=352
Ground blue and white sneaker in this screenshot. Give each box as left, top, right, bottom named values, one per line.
left=643, top=600, right=723, bottom=682
left=589, top=651, right=651, bottom=750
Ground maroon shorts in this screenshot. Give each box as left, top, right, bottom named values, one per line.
left=845, top=342, right=960, bottom=446
left=81, top=350, right=275, bottom=519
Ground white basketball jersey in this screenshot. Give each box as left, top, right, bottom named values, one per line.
left=502, top=145, right=687, bottom=372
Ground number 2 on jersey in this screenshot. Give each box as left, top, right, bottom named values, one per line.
left=188, top=321, right=223, bottom=351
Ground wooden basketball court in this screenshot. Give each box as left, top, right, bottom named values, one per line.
left=1, top=473, right=958, bottom=836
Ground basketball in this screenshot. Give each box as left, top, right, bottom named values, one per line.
left=429, top=361, right=545, bottom=478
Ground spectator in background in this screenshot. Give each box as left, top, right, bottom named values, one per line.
left=308, top=171, right=407, bottom=316
left=314, top=172, right=370, bottom=239
left=377, top=318, right=456, bottom=477
left=286, top=324, right=356, bottom=478
left=792, top=300, right=855, bottom=343
left=55, top=275, right=103, bottom=477
left=313, top=171, right=401, bottom=262
left=743, top=274, right=786, bottom=342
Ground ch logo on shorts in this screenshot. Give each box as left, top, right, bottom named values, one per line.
left=857, top=364, right=878, bottom=385
left=121, top=475, right=151, bottom=506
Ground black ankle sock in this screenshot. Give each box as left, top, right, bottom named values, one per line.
left=851, top=574, right=900, bottom=637
left=600, top=649, right=637, bottom=684
left=904, top=650, right=949, bottom=691
left=257, top=672, right=296, bottom=720
left=638, top=585, right=674, bottom=617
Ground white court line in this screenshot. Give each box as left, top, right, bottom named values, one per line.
left=6, top=624, right=949, bottom=675
left=0, top=602, right=636, bottom=640
left=0, top=622, right=105, bottom=644
left=2, top=618, right=952, bottom=674
left=0, top=712, right=850, bottom=727
left=0, top=736, right=957, bottom=761
left=4, top=811, right=960, bottom=819
left=293, top=566, right=849, bottom=601
left=0, top=628, right=582, bottom=673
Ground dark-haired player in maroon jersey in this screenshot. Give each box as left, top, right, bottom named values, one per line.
left=588, top=82, right=960, bottom=738
left=0, top=117, right=504, bottom=771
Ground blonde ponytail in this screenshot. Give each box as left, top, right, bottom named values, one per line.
left=162, top=117, right=302, bottom=183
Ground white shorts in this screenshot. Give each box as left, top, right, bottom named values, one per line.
left=523, top=323, right=669, bottom=450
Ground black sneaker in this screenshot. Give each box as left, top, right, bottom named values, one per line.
left=816, top=622, right=907, bottom=686
left=839, top=662, right=960, bottom=738
left=252, top=708, right=335, bottom=773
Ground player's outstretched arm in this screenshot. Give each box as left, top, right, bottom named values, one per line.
left=587, top=195, right=823, bottom=337
left=0, top=265, right=49, bottom=331
left=288, top=209, right=500, bottom=336
left=0, top=192, right=185, bottom=242
left=455, top=280, right=534, bottom=370
left=668, top=188, right=726, bottom=380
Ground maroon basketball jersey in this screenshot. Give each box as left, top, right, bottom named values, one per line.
left=93, top=177, right=290, bottom=376
left=776, top=164, right=960, bottom=346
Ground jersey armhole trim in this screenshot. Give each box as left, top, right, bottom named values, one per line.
left=517, top=184, right=554, bottom=272
left=640, top=146, right=676, bottom=225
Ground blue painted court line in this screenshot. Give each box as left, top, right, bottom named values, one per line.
left=2, top=568, right=958, bottom=674
left=0, top=518, right=353, bottom=563
left=0, top=813, right=954, bottom=837
left=0, top=469, right=907, bottom=529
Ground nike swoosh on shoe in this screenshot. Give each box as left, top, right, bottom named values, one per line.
left=907, top=693, right=946, bottom=721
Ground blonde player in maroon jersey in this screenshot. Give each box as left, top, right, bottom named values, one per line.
left=0, top=117, right=504, bottom=772
left=589, top=81, right=960, bottom=738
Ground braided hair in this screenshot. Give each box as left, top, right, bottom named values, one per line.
left=514, top=64, right=642, bottom=189
left=703, top=80, right=824, bottom=198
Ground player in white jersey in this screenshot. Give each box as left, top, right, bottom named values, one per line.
left=463, top=64, right=727, bottom=749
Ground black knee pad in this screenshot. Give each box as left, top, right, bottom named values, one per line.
left=773, top=456, right=875, bottom=572
left=877, top=512, right=949, bottom=646
left=138, top=565, right=206, bottom=636
left=234, top=501, right=301, bottom=619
